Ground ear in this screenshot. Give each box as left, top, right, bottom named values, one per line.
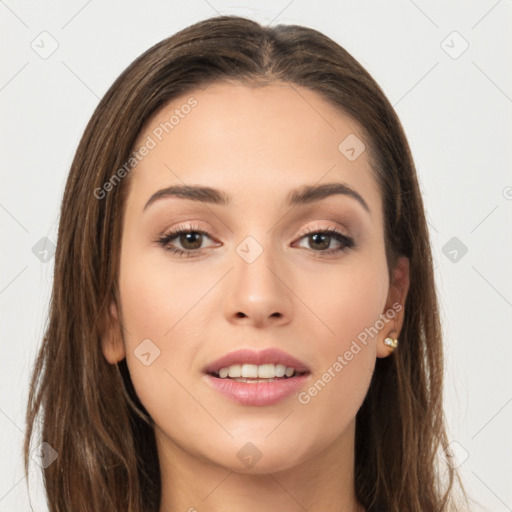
left=100, top=300, right=126, bottom=364
left=376, top=256, right=410, bottom=358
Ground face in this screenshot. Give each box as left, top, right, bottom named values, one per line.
left=102, top=82, right=409, bottom=474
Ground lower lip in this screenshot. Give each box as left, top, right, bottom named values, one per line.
left=204, top=373, right=310, bottom=406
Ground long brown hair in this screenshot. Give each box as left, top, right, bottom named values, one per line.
left=24, top=15, right=467, bottom=512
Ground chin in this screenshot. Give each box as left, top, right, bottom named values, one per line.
left=204, top=437, right=310, bottom=475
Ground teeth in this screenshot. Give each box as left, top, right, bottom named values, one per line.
left=229, top=365, right=242, bottom=378
left=258, top=364, right=276, bottom=378
left=275, top=364, right=286, bottom=377
left=216, top=363, right=299, bottom=379
left=243, top=364, right=258, bottom=378
left=218, top=367, right=229, bottom=378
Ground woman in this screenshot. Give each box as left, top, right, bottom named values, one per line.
left=25, top=15, right=467, bottom=512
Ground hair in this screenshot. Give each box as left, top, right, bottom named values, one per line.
left=24, top=14, right=467, bottom=512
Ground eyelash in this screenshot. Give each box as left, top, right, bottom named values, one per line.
left=156, top=222, right=355, bottom=258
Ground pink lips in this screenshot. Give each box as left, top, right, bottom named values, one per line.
left=204, top=373, right=310, bottom=406
left=203, top=348, right=311, bottom=406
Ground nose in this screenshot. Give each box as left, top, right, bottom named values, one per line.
left=223, top=242, right=293, bottom=328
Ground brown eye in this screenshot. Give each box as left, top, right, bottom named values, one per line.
left=294, top=228, right=355, bottom=255
left=307, top=233, right=332, bottom=251
left=178, top=232, right=203, bottom=250
left=157, top=224, right=218, bottom=258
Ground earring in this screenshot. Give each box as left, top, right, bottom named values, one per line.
left=384, top=318, right=398, bottom=351
left=383, top=336, right=398, bottom=350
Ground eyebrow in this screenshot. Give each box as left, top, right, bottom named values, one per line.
left=143, top=182, right=370, bottom=214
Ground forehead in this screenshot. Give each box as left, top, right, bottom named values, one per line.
left=127, top=81, right=381, bottom=215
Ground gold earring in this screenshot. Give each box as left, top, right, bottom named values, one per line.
left=383, top=336, right=398, bottom=350
left=384, top=316, right=399, bottom=352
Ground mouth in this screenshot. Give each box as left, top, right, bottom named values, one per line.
left=202, top=348, right=311, bottom=406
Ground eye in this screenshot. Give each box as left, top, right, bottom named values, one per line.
left=293, top=225, right=355, bottom=255
left=157, top=223, right=218, bottom=258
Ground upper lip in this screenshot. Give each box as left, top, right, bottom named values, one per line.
left=204, top=348, right=310, bottom=375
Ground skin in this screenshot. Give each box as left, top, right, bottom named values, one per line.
left=102, top=82, right=410, bottom=512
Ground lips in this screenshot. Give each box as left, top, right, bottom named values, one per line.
left=203, top=348, right=310, bottom=376
left=204, top=372, right=310, bottom=406
left=203, top=348, right=311, bottom=406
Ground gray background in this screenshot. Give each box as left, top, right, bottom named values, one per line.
left=1, top=0, right=511, bottom=510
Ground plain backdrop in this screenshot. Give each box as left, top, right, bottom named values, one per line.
left=1, top=1, right=511, bottom=510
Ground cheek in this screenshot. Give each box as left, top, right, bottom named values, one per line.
left=118, top=247, right=214, bottom=341
left=116, top=248, right=214, bottom=422
left=304, top=253, right=389, bottom=344
left=294, top=254, right=387, bottom=421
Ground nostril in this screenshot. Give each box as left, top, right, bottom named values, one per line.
left=236, top=312, right=246, bottom=318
